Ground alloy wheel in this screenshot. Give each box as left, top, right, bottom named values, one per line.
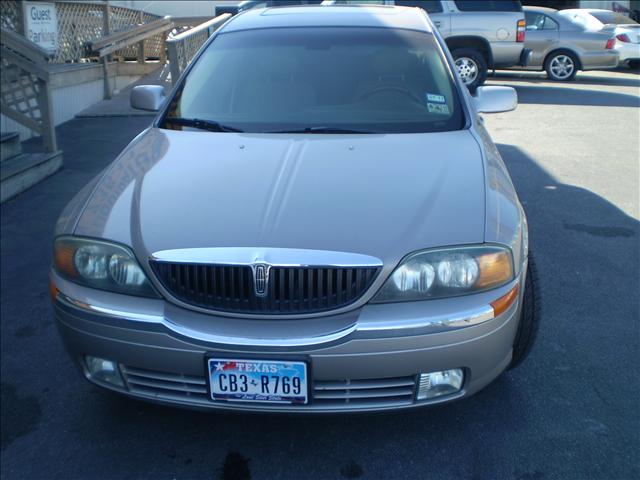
left=454, top=57, right=479, bottom=85
left=549, top=55, right=575, bottom=80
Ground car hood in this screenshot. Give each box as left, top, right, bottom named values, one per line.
left=74, top=128, right=486, bottom=267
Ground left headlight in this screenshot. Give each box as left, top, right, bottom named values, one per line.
left=372, top=245, right=514, bottom=303
left=53, top=236, right=159, bottom=297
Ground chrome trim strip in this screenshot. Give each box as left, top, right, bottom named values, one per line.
left=59, top=294, right=164, bottom=323
left=357, top=305, right=494, bottom=332
left=150, top=247, right=383, bottom=267
left=57, top=294, right=496, bottom=347
left=163, top=319, right=359, bottom=347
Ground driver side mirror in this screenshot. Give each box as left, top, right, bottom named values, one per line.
left=130, top=85, right=166, bottom=111
left=473, top=86, right=518, bottom=114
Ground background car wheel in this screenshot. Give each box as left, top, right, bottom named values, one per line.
left=545, top=51, right=578, bottom=81
left=628, top=59, right=640, bottom=70
left=509, top=252, right=540, bottom=369
left=452, top=48, right=487, bottom=91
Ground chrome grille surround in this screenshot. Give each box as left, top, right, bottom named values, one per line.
left=121, top=366, right=417, bottom=411
left=148, top=247, right=383, bottom=315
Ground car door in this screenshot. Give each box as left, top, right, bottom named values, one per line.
left=395, top=1, right=451, bottom=35
left=524, top=11, right=560, bottom=68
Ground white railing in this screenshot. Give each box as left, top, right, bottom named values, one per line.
left=166, top=14, right=231, bottom=86
left=1, top=27, right=56, bottom=152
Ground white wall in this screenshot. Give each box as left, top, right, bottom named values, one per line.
left=579, top=0, right=631, bottom=13
left=108, top=1, right=242, bottom=17
left=1, top=73, right=141, bottom=142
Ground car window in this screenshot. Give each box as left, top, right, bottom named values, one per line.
left=163, top=27, right=465, bottom=134
left=543, top=15, right=559, bottom=30
left=590, top=11, right=638, bottom=25
left=453, top=0, right=522, bottom=12
left=395, top=1, right=443, bottom=14
left=562, top=11, right=602, bottom=30
left=525, top=11, right=545, bottom=30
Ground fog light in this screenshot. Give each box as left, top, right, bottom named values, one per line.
left=85, top=356, right=124, bottom=387
left=416, top=369, right=464, bottom=400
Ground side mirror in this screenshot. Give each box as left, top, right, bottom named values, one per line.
left=130, top=85, right=166, bottom=111
left=473, top=86, right=517, bottom=114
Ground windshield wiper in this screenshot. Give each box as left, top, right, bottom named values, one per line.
left=163, top=117, right=243, bottom=133
left=267, top=126, right=374, bottom=134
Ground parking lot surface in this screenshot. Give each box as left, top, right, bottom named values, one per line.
left=1, top=69, right=638, bottom=480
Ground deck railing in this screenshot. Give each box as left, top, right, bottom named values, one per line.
left=90, top=16, right=174, bottom=98
left=0, top=1, right=164, bottom=64
left=166, top=14, right=232, bottom=85
left=0, top=27, right=56, bottom=152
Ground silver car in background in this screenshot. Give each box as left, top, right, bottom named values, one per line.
left=514, top=6, right=619, bottom=81
left=51, top=5, right=539, bottom=413
left=558, top=8, right=640, bottom=69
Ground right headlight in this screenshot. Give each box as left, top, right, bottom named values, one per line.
left=53, top=236, right=159, bottom=298
left=371, top=245, right=514, bottom=303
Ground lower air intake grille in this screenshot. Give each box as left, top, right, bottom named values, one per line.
left=121, top=366, right=417, bottom=411
left=149, top=262, right=380, bottom=314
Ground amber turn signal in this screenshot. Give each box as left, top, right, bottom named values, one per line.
left=490, top=284, right=519, bottom=317
left=54, top=242, right=77, bottom=277
left=49, top=279, right=60, bottom=301
left=476, top=251, right=514, bottom=289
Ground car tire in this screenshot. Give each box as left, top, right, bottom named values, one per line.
left=628, top=59, right=640, bottom=70
left=545, top=50, right=578, bottom=81
left=451, top=48, right=488, bottom=91
left=509, top=252, right=540, bottom=369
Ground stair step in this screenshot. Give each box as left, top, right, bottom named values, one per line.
left=1, top=151, right=63, bottom=203
left=0, top=132, right=22, bottom=163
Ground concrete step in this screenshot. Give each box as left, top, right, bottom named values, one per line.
left=1, top=151, right=63, bottom=203
left=1, top=132, right=22, bottom=163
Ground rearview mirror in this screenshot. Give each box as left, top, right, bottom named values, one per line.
left=473, top=86, right=517, bottom=114
left=130, top=85, right=166, bottom=111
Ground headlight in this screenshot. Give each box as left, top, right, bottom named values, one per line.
left=53, top=236, right=158, bottom=297
left=372, top=245, right=514, bottom=303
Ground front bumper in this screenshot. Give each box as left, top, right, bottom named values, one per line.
left=52, top=271, right=523, bottom=413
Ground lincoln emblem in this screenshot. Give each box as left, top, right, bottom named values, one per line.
left=253, top=264, right=270, bottom=297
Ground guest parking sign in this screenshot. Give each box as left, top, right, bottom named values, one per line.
left=23, top=2, right=58, bottom=54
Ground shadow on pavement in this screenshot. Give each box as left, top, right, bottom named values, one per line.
left=492, top=69, right=640, bottom=87
left=509, top=84, right=640, bottom=107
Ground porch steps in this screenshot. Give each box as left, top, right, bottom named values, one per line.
left=1, top=132, right=63, bottom=203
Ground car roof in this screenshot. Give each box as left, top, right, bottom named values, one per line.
left=221, top=5, right=433, bottom=33
left=524, top=6, right=557, bottom=14
left=561, top=8, right=612, bottom=14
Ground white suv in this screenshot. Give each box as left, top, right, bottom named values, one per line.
left=323, top=0, right=528, bottom=89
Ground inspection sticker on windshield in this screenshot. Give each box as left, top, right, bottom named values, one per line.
left=426, top=93, right=446, bottom=103
left=207, top=357, right=308, bottom=404
left=428, top=103, right=450, bottom=115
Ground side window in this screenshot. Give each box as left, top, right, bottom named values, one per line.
left=395, top=1, right=443, bottom=14
left=525, top=12, right=545, bottom=31
left=453, top=1, right=522, bottom=12
left=543, top=16, right=559, bottom=31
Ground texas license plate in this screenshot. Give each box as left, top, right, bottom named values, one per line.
left=207, top=357, right=308, bottom=404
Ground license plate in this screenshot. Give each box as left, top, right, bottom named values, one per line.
left=207, top=357, right=308, bottom=405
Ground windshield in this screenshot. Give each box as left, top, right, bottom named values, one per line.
left=162, top=27, right=465, bottom=134
left=590, top=11, right=638, bottom=25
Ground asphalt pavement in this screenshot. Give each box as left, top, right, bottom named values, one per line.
left=1, top=68, right=639, bottom=480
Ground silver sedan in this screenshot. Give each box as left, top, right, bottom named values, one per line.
left=50, top=5, right=538, bottom=413
left=514, top=6, right=619, bottom=81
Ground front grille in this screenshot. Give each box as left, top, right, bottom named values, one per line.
left=150, top=262, right=380, bottom=314
left=121, top=365, right=416, bottom=411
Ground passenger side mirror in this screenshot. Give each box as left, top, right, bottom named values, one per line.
left=473, top=86, right=517, bottom=114
left=130, top=85, right=166, bottom=111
